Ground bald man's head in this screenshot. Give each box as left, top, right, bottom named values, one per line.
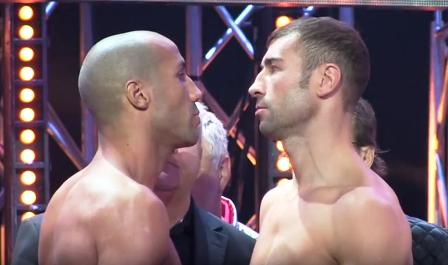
left=78, top=31, right=177, bottom=126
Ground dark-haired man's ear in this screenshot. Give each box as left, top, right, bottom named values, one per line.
left=315, top=63, right=342, bottom=99
left=359, top=146, right=375, bottom=168
left=126, top=80, right=150, bottom=110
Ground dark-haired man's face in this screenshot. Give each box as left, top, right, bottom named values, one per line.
left=249, top=34, right=317, bottom=141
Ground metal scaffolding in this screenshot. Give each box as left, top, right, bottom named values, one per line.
left=1, top=0, right=448, bottom=264
left=428, top=10, right=448, bottom=225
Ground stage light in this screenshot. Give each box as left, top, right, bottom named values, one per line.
left=276, top=154, right=291, bottom=172
left=19, top=47, right=34, bottom=62
left=11, top=3, right=48, bottom=224
left=276, top=177, right=290, bottom=187
left=269, top=141, right=293, bottom=182
left=18, top=25, right=34, bottom=40
left=20, top=170, right=37, bottom=185
left=19, top=88, right=35, bottom=103
left=276, top=141, right=284, bottom=152
left=20, top=149, right=35, bottom=164
left=19, top=108, right=35, bottom=122
left=20, top=129, right=36, bottom=144
left=18, top=6, right=34, bottom=21
left=20, top=190, right=37, bottom=205
left=19, top=66, right=35, bottom=81
left=21, top=211, right=35, bottom=221
left=275, top=16, right=292, bottom=29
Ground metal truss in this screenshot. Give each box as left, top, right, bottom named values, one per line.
left=1, top=2, right=96, bottom=263
left=2, top=0, right=447, bottom=263
left=2, top=3, right=51, bottom=262
left=187, top=5, right=258, bottom=166
left=3, top=0, right=445, bottom=8
left=428, top=10, right=448, bottom=226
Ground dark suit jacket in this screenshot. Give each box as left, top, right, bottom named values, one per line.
left=10, top=202, right=255, bottom=265
left=11, top=213, right=43, bottom=265
left=189, top=201, right=255, bottom=265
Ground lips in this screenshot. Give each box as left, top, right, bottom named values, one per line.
left=255, top=104, right=268, bottom=116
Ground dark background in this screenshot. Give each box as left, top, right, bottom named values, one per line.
left=39, top=3, right=432, bottom=222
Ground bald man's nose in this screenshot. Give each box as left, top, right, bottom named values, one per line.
left=188, top=77, right=203, bottom=102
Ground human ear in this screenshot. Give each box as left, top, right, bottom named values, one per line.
left=125, top=80, right=150, bottom=110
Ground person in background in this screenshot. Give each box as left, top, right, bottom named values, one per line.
left=154, top=101, right=256, bottom=265
left=191, top=102, right=258, bottom=238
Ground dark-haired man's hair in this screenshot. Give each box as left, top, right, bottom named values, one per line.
left=268, top=17, right=370, bottom=110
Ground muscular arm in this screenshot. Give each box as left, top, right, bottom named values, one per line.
left=94, top=189, right=180, bottom=265
left=334, top=190, right=413, bottom=265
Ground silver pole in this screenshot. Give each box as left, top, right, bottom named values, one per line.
left=3, top=5, right=16, bottom=263
left=47, top=105, right=85, bottom=170
left=80, top=3, right=97, bottom=163
left=203, top=5, right=255, bottom=71
left=339, top=7, right=354, bottom=27
left=214, top=6, right=254, bottom=59
left=186, top=5, right=202, bottom=77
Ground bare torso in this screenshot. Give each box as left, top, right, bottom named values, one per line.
left=251, top=174, right=412, bottom=265
left=39, top=160, right=180, bottom=265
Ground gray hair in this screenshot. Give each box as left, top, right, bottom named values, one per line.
left=196, top=102, right=229, bottom=170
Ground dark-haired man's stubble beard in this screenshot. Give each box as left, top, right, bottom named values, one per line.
left=259, top=76, right=314, bottom=142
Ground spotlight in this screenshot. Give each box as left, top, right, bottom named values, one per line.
left=21, top=211, right=36, bottom=221
left=18, top=25, right=34, bottom=40
left=276, top=141, right=285, bottom=152
left=20, top=170, right=37, bottom=185
left=19, top=108, right=35, bottom=122
left=18, top=6, right=34, bottom=21
left=275, top=15, right=292, bottom=29
left=19, top=47, right=34, bottom=62
left=19, top=88, right=35, bottom=103
left=20, top=129, right=36, bottom=144
left=276, top=154, right=291, bottom=172
left=19, top=66, right=35, bottom=81
left=20, top=190, right=37, bottom=205
left=20, top=149, right=35, bottom=164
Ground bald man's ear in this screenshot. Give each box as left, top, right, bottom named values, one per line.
left=359, top=146, right=375, bottom=168
left=315, top=63, right=341, bottom=98
left=126, top=80, right=150, bottom=110
left=219, top=155, right=231, bottom=194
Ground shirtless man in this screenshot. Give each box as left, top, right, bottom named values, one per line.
left=38, top=31, right=202, bottom=265
left=248, top=17, right=413, bottom=265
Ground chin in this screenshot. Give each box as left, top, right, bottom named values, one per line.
left=176, top=132, right=199, bottom=148
left=259, top=122, right=280, bottom=140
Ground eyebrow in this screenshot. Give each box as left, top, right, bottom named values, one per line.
left=177, top=60, right=186, bottom=72
left=261, top=57, right=283, bottom=68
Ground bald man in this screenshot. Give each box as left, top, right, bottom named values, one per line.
left=38, top=31, right=202, bottom=265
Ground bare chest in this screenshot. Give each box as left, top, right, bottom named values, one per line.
left=253, top=200, right=338, bottom=265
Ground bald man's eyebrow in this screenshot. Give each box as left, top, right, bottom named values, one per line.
left=177, top=60, right=186, bottom=72
left=261, top=57, right=284, bottom=69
